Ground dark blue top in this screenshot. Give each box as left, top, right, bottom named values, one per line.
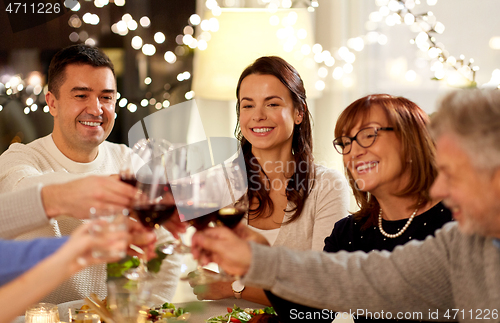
left=266, top=202, right=453, bottom=323
left=0, top=237, right=68, bottom=286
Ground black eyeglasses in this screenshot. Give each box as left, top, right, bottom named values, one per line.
left=333, top=127, right=394, bottom=155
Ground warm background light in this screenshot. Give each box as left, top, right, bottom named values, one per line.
left=192, top=8, right=319, bottom=101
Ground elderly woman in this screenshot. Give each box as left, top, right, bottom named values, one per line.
left=266, top=94, right=453, bottom=322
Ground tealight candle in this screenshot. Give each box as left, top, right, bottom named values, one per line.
left=25, top=303, right=60, bottom=323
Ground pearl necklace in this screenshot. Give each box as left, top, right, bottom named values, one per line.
left=378, top=205, right=419, bottom=238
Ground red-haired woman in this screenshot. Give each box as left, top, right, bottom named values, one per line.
left=267, top=94, right=453, bottom=322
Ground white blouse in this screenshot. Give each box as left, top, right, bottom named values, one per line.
left=248, top=225, right=281, bottom=246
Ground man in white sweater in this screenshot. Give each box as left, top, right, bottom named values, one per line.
left=190, top=89, right=500, bottom=322
left=0, top=44, right=181, bottom=304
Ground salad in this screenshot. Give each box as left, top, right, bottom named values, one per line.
left=147, top=302, right=190, bottom=322
left=206, top=305, right=277, bottom=323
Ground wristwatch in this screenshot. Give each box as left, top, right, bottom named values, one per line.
left=231, top=280, right=245, bottom=299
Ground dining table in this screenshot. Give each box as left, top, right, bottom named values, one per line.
left=11, top=298, right=271, bottom=323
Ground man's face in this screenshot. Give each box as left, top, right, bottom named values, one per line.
left=430, top=133, right=500, bottom=237
left=46, top=64, right=116, bottom=161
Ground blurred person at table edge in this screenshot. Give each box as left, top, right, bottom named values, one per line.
left=0, top=44, right=182, bottom=304
left=190, top=56, right=349, bottom=305
left=266, top=94, right=453, bottom=322
left=191, top=89, right=500, bottom=322
left=0, top=187, right=159, bottom=323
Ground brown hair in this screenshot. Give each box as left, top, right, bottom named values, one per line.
left=335, top=94, right=437, bottom=229
left=48, top=44, right=115, bottom=98
left=234, top=56, right=314, bottom=223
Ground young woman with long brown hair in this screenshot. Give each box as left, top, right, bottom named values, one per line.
left=191, top=56, right=350, bottom=305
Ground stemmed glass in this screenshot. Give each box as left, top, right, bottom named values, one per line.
left=177, top=162, right=249, bottom=284
left=156, top=144, right=195, bottom=255
left=124, top=138, right=176, bottom=280
left=216, top=163, right=249, bottom=229
left=118, top=139, right=147, bottom=187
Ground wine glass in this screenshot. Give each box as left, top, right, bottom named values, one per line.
left=119, top=139, right=146, bottom=187
left=174, top=167, right=221, bottom=284
left=206, top=162, right=249, bottom=283
left=157, top=143, right=207, bottom=255
left=124, top=138, right=176, bottom=280
left=120, top=138, right=174, bottom=186
left=216, top=162, right=249, bottom=229
left=179, top=162, right=249, bottom=284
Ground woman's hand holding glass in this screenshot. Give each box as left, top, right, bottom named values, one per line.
left=64, top=221, right=129, bottom=271
left=86, top=208, right=159, bottom=264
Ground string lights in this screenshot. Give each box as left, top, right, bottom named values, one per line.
left=193, top=0, right=497, bottom=90
left=1, top=0, right=498, bottom=116
left=379, top=0, right=479, bottom=87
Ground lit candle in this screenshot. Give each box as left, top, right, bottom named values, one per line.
left=25, top=303, right=60, bottom=323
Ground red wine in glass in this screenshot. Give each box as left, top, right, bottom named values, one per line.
left=177, top=205, right=219, bottom=230
left=133, top=203, right=176, bottom=229
left=120, top=174, right=138, bottom=187
left=217, top=207, right=246, bottom=229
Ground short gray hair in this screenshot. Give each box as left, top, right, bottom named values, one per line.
left=430, top=89, right=500, bottom=170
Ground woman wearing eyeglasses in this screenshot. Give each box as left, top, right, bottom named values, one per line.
left=265, top=94, right=453, bottom=322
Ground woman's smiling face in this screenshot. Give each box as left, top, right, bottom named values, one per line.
left=238, top=74, right=302, bottom=153
left=343, top=105, right=408, bottom=196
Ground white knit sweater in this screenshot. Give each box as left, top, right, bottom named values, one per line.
left=0, top=134, right=181, bottom=305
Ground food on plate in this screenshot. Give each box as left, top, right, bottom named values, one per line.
left=76, top=299, right=189, bottom=322
left=147, top=302, right=190, bottom=322
left=206, top=305, right=278, bottom=323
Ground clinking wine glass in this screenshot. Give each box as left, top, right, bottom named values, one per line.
left=119, top=139, right=146, bottom=187
left=119, top=138, right=173, bottom=187
left=157, top=144, right=204, bottom=255
left=124, top=138, right=176, bottom=280
left=175, top=168, right=221, bottom=285
left=209, top=163, right=249, bottom=283
left=179, top=162, right=249, bottom=284
left=215, top=163, right=249, bottom=229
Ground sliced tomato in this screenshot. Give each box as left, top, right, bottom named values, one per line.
left=230, top=318, right=241, bottom=323
left=227, top=307, right=233, bottom=313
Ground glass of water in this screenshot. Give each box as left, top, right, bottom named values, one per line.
left=89, top=207, right=128, bottom=259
